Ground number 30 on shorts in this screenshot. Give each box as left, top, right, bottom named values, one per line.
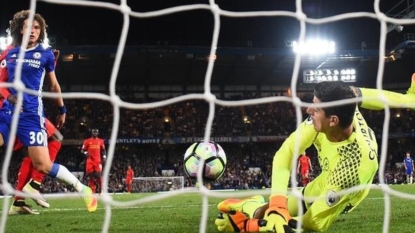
left=29, top=131, right=45, bottom=145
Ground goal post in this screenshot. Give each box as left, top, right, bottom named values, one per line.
left=132, top=176, right=185, bottom=193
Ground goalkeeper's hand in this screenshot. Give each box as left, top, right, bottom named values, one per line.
left=215, top=212, right=267, bottom=232
left=260, top=195, right=297, bottom=233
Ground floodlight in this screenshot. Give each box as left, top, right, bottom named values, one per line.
left=293, top=39, right=336, bottom=55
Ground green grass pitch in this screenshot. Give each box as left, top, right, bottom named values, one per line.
left=1, top=185, right=415, bottom=233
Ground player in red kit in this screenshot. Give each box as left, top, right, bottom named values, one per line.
left=297, top=151, right=313, bottom=186
left=81, top=129, right=106, bottom=193
left=125, top=165, right=134, bottom=193
left=1, top=45, right=63, bottom=215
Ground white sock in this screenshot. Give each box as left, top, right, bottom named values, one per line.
left=55, top=164, right=84, bottom=192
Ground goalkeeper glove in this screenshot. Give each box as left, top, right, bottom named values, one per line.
left=215, top=212, right=267, bottom=232
left=260, top=195, right=298, bottom=233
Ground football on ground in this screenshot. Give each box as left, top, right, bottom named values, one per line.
left=183, top=141, right=227, bottom=182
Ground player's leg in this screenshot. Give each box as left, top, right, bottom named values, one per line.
left=92, top=171, right=102, bottom=194
left=26, top=146, right=97, bottom=212
left=12, top=146, right=33, bottom=204
left=86, top=162, right=96, bottom=193
left=9, top=152, right=40, bottom=215
left=88, top=176, right=96, bottom=193
left=304, top=169, right=310, bottom=185
left=217, top=195, right=266, bottom=218
left=94, top=164, right=103, bottom=193
left=19, top=115, right=97, bottom=212
left=215, top=195, right=268, bottom=232
left=0, top=114, right=38, bottom=215
left=127, top=180, right=132, bottom=193
left=406, top=172, right=411, bottom=184
left=22, top=122, right=62, bottom=208
left=238, top=176, right=341, bottom=232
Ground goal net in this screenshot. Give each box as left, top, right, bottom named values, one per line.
left=132, top=176, right=185, bottom=193
left=1, top=0, right=414, bottom=233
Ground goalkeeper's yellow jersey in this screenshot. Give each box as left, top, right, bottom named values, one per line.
left=271, top=107, right=378, bottom=231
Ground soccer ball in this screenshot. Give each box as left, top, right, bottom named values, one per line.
left=183, top=141, right=227, bottom=182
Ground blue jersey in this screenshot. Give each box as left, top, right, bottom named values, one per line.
left=404, top=157, right=414, bottom=172
left=4, top=44, right=55, bottom=114
left=0, top=44, right=54, bottom=147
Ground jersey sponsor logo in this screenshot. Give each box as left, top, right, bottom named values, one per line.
left=0, top=59, right=5, bottom=68
left=33, top=52, right=42, bottom=59
left=326, top=190, right=340, bottom=207
left=15, top=58, right=41, bottom=68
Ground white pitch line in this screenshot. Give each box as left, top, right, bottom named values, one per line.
left=30, top=203, right=214, bottom=213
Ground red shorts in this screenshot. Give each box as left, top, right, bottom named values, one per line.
left=13, top=118, right=57, bottom=151
left=86, top=160, right=102, bottom=174
left=300, top=168, right=309, bottom=175
left=125, top=179, right=132, bottom=185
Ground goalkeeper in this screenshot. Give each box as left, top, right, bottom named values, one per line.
left=215, top=78, right=415, bottom=232
left=216, top=78, right=415, bottom=232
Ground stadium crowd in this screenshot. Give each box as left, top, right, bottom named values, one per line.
left=1, top=95, right=414, bottom=193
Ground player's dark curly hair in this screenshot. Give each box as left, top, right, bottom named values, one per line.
left=9, top=10, right=47, bottom=46
left=314, top=81, right=356, bottom=129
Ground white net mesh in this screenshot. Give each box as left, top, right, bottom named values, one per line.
left=1, top=0, right=415, bottom=233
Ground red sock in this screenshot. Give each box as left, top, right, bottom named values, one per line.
left=97, top=177, right=102, bottom=192
left=31, top=140, right=62, bottom=183
left=47, top=140, right=61, bottom=162
left=304, top=177, right=310, bottom=186
left=89, top=179, right=96, bottom=193
left=15, top=156, right=33, bottom=201
left=302, top=178, right=307, bottom=186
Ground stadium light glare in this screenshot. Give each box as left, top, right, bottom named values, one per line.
left=293, top=39, right=336, bottom=55
left=0, top=36, right=12, bottom=51
left=304, top=69, right=356, bottom=83
left=0, top=37, right=6, bottom=51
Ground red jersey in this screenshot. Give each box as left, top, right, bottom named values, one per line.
left=82, top=137, right=105, bottom=162
left=299, top=155, right=311, bottom=170
left=0, top=45, right=14, bottom=107
left=126, top=168, right=134, bottom=180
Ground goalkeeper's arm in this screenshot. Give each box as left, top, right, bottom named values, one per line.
left=352, top=86, right=415, bottom=110
left=271, top=119, right=316, bottom=195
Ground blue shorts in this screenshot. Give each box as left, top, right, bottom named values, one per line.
left=0, top=111, right=12, bottom=145
left=16, top=113, right=47, bottom=147
left=406, top=169, right=413, bottom=175
left=0, top=111, right=47, bottom=147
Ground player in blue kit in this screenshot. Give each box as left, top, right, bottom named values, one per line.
left=0, top=10, right=97, bottom=212
left=403, top=152, right=414, bottom=184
